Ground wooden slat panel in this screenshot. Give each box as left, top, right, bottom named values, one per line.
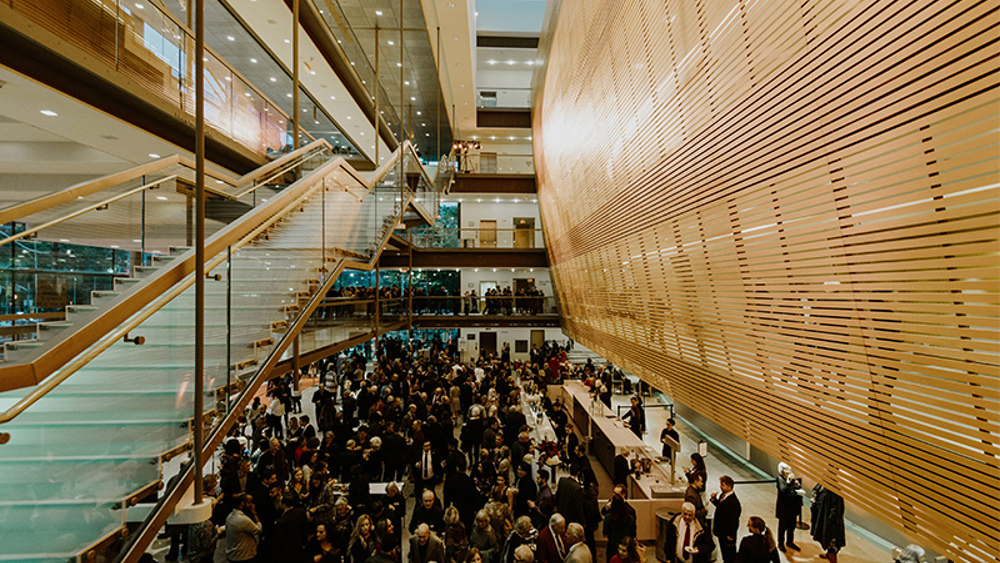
left=535, top=0, right=1000, bottom=560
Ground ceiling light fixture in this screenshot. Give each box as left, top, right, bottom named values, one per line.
left=156, top=196, right=168, bottom=201
left=250, top=58, right=258, bottom=63
left=227, top=36, right=235, bottom=41
left=40, top=110, right=58, bottom=116
left=375, top=10, right=383, bottom=15
left=270, top=77, right=277, bottom=82
left=148, top=153, right=160, bottom=158
left=388, top=40, right=394, bottom=45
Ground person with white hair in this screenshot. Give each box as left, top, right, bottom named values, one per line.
left=563, top=522, right=592, bottom=563
left=535, top=513, right=567, bottom=563
left=775, top=462, right=804, bottom=552
left=663, top=502, right=714, bottom=563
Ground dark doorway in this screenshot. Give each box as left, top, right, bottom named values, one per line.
left=480, top=331, right=498, bottom=358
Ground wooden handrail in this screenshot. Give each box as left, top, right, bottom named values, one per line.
left=0, top=141, right=423, bottom=402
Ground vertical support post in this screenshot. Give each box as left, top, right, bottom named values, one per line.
left=193, top=0, right=205, bottom=505
left=293, top=0, right=300, bottom=150
left=408, top=229, right=413, bottom=354
left=140, top=176, right=146, bottom=266
left=436, top=27, right=440, bottom=161
left=226, top=245, right=232, bottom=413
left=293, top=335, right=301, bottom=397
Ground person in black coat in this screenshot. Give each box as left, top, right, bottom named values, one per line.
left=443, top=458, right=482, bottom=529
left=735, top=516, right=780, bottom=563
left=709, top=476, right=742, bottom=563
left=273, top=494, right=309, bottom=563
left=613, top=450, right=631, bottom=488
left=774, top=463, right=804, bottom=552
left=810, top=484, right=846, bottom=562
left=554, top=465, right=586, bottom=528
left=512, top=462, right=538, bottom=520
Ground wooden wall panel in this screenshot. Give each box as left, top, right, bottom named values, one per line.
left=534, top=0, right=999, bottom=560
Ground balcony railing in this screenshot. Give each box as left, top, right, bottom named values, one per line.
left=310, top=295, right=559, bottom=318
left=403, top=227, right=544, bottom=249
left=455, top=152, right=535, bottom=174
left=6, top=0, right=303, bottom=157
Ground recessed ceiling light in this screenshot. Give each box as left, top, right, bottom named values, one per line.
left=330, top=96, right=336, bottom=100
left=417, top=111, right=422, bottom=115
left=490, top=136, right=496, bottom=140
left=135, top=2, right=144, bottom=8
left=410, top=96, right=416, bottom=101
left=227, top=36, right=235, bottom=41
left=250, top=58, right=258, bottom=63
left=488, top=60, right=497, bottom=65
left=270, top=77, right=277, bottom=82
left=284, top=39, right=291, bottom=43
left=40, top=110, right=58, bottom=116
left=460, top=84, right=465, bottom=87
left=286, top=93, right=292, bottom=98
left=404, top=81, right=410, bottom=85
left=149, top=153, right=160, bottom=158
left=156, top=196, right=168, bottom=201
left=421, top=123, right=426, bottom=126
left=375, top=10, right=383, bottom=15
left=347, top=116, right=352, bottom=120
left=507, top=60, right=515, bottom=65
left=224, top=76, right=232, bottom=81
left=388, top=40, right=394, bottom=45
left=396, top=63, right=402, bottom=67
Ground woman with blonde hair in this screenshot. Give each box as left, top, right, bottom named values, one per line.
left=735, top=516, right=780, bottom=563
left=348, top=514, right=376, bottom=563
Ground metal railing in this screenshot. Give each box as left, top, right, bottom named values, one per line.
left=4, top=0, right=308, bottom=156
left=404, top=227, right=544, bottom=249
left=477, top=87, right=532, bottom=109
left=455, top=152, right=535, bottom=174
left=0, top=139, right=420, bottom=396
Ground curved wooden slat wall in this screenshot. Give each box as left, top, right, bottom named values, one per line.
left=534, top=0, right=999, bottom=560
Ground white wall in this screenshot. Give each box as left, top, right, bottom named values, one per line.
left=458, top=327, right=566, bottom=362
left=456, top=198, right=542, bottom=247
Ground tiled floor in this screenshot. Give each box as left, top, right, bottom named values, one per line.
left=604, top=386, right=893, bottom=563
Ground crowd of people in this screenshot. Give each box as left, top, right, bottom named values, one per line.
left=163, top=333, right=843, bottom=563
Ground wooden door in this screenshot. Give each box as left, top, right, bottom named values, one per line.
left=480, top=220, right=497, bottom=248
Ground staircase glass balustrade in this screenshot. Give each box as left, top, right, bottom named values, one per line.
left=0, top=141, right=431, bottom=561
left=0, top=143, right=332, bottom=366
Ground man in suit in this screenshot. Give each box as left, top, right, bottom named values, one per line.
left=709, top=476, right=742, bottom=563
left=554, top=464, right=585, bottom=529
left=664, top=502, right=714, bottom=563
left=412, top=440, right=441, bottom=497
left=408, top=523, right=446, bottom=563
left=535, top=513, right=567, bottom=563
left=684, top=473, right=707, bottom=524
left=563, top=523, right=592, bottom=563
left=409, top=489, right=445, bottom=535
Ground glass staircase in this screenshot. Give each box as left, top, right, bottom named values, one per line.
left=0, top=141, right=443, bottom=562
